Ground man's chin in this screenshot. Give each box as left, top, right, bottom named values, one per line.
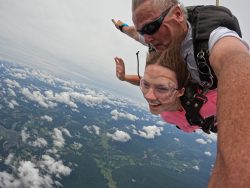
left=154, top=43, right=170, bottom=52
left=154, top=45, right=164, bottom=52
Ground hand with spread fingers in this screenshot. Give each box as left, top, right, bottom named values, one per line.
left=114, top=57, right=126, bottom=81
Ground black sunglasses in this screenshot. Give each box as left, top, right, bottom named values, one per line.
left=137, top=5, right=174, bottom=35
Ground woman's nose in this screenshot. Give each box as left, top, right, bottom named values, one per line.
left=144, top=88, right=157, bottom=100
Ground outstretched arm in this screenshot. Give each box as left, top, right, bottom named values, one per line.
left=114, top=57, right=140, bottom=86
left=208, top=36, right=250, bottom=187
left=112, top=19, right=147, bottom=46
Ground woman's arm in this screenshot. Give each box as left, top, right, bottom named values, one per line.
left=114, top=57, right=140, bottom=86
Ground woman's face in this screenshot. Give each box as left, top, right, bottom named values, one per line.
left=141, top=64, right=184, bottom=114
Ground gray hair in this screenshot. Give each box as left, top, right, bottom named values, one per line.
left=132, top=0, right=188, bottom=19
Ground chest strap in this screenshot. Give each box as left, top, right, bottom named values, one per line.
left=181, top=83, right=217, bottom=134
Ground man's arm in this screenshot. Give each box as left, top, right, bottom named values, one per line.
left=111, top=19, right=147, bottom=46
left=208, top=36, right=250, bottom=187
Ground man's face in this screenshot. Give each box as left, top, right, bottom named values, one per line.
left=133, top=2, right=183, bottom=51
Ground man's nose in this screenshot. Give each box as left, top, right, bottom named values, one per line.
left=144, top=34, right=154, bottom=44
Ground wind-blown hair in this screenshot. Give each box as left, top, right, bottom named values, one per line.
left=132, top=0, right=188, bottom=19
left=132, top=0, right=179, bottom=12
left=146, top=45, right=190, bottom=90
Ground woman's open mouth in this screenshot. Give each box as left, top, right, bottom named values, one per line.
left=149, top=103, right=161, bottom=108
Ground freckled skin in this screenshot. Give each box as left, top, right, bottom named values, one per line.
left=208, top=37, right=250, bottom=187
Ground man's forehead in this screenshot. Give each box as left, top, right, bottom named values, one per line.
left=132, top=0, right=168, bottom=29
left=132, top=3, right=162, bottom=28
left=133, top=0, right=167, bottom=14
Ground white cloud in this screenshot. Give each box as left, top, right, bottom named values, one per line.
left=72, top=142, right=82, bottom=150
left=17, top=161, right=53, bottom=188
left=83, top=125, right=92, bottom=134
left=130, top=124, right=136, bottom=129
left=204, top=151, right=212, bottom=157
left=195, top=138, right=207, bottom=145
left=43, top=90, right=110, bottom=109
left=10, top=71, right=28, bottom=79
left=7, top=88, right=16, bottom=97
left=40, top=115, right=53, bottom=122
left=193, top=165, right=200, bottom=171
left=8, top=102, right=14, bottom=109
left=44, top=90, right=54, bottom=98
left=4, top=153, right=15, bottom=165
left=52, top=128, right=65, bottom=148
left=21, top=88, right=57, bottom=108
left=21, top=128, right=48, bottom=148
left=83, top=125, right=100, bottom=136
left=70, top=92, right=108, bottom=107
left=107, top=130, right=131, bottom=142
left=30, top=138, right=48, bottom=148
left=174, top=137, right=180, bottom=142
left=92, top=125, right=100, bottom=135
left=156, top=121, right=166, bottom=126
left=196, top=129, right=217, bottom=143
left=61, top=128, right=72, bottom=137
left=54, top=181, right=62, bottom=188
left=7, top=99, right=19, bottom=109
left=21, top=128, right=30, bottom=143
left=0, top=160, right=54, bottom=188
left=10, top=99, right=19, bottom=106
left=0, top=154, right=72, bottom=188
left=110, top=109, right=139, bottom=121
left=53, top=92, right=77, bottom=108
left=0, top=171, right=21, bottom=188
left=4, top=79, right=21, bottom=88
left=134, top=125, right=164, bottom=139
left=40, top=155, right=72, bottom=177
left=30, top=70, right=57, bottom=86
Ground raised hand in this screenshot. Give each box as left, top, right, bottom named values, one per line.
left=114, top=57, right=126, bottom=81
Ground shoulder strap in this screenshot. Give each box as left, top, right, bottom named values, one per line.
left=186, top=5, right=242, bottom=89
left=187, top=5, right=242, bottom=40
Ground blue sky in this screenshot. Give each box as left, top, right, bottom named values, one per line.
left=0, top=0, right=249, bottom=101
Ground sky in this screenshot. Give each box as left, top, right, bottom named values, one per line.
left=0, top=0, right=249, bottom=101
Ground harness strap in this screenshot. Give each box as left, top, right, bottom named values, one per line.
left=187, top=5, right=242, bottom=89
left=181, top=82, right=217, bottom=134
left=183, top=96, right=217, bottom=134
left=201, top=116, right=217, bottom=134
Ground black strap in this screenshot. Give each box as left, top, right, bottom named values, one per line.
left=181, top=82, right=217, bottom=134
left=201, top=116, right=217, bottom=134
left=187, top=5, right=242, bottom=89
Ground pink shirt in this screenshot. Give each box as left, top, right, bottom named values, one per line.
left=160, top=89, right=217, bottom=133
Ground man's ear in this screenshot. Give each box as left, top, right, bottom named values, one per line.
left=172, top=5, right=184, bottom=23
